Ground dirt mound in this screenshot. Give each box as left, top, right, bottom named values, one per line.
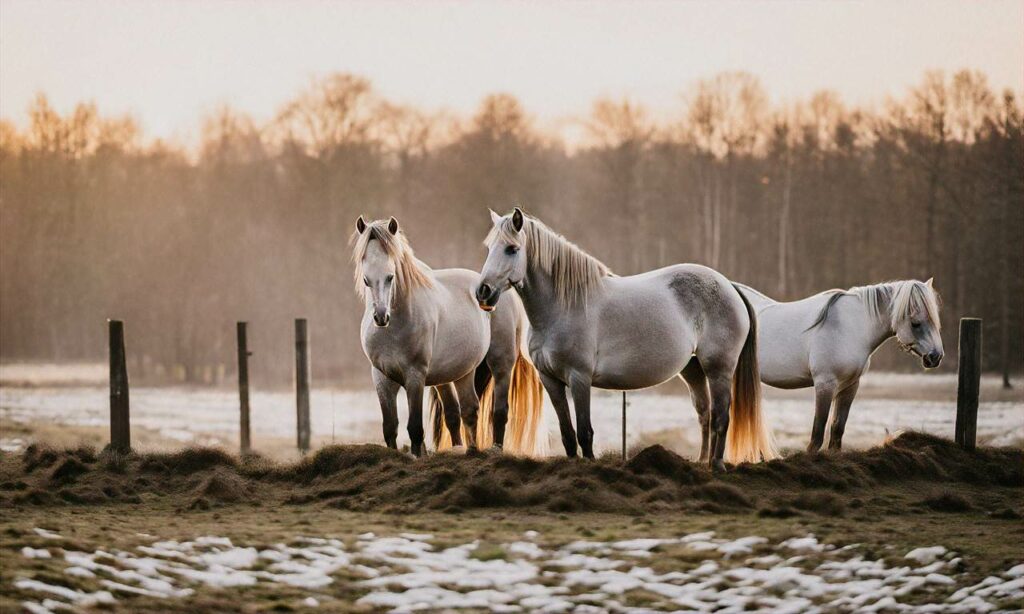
left=627, top=445, right=707, bottom=484
left=1, top=431, right=1019, bottom=517
left=140, top=447, right=237, bottom=475
left=189, top=468, right=248, bottom=509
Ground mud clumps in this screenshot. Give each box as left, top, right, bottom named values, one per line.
left=49, top=457, right=89, bottom=484
left=1, top=431, right=1020, bottom=517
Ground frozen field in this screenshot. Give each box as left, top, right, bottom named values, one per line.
left=1, top=365, right=1020, bottom=456
left=13, top=528, right=1024, bottom=613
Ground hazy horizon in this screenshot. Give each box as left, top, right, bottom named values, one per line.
left=2, top=0, right=1022, bottom=146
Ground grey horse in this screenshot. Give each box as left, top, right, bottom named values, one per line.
left=735, top=279, right=943, bottom=452
left=352, top=216, right=543, bottom=456
left=475, top=208, right=776, bottom=471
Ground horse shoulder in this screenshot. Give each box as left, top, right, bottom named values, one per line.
left=806, top=298, right=874, bottom=379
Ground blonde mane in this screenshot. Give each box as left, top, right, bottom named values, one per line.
left=886, top=280, right=941, bottom=331
left=486, top=213, right=611, bottom=307
left=809, top=279, right=941, bottom=331
left=351, top=220, right=433, bottom=300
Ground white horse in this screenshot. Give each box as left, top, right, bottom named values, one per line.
left=352, top=216, right=544, bottom=456
left=735, top=279, right=944, bottom=452
left=476, top=208, right=776, bottom=471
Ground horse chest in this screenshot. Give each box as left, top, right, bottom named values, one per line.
left=528, top=328, right=591, bottom=381
left=362, top=325, right=428, bottom=373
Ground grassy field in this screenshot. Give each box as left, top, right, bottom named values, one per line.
left=1, top=433, right=1022, bottom=612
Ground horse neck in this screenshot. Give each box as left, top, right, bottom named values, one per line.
left=860, top=283, right=897, bottom=350
left=515, top=263, right=573, bottom=331
left=384, top=263, right=434, bottom=323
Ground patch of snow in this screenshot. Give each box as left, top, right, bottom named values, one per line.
left=22, top=547, right=52, bottom=559
left=780, top=534, right=827, bottom=552
left=14, top=580, right=115, bottom=606
left=906, top=546, right=947, bottom=564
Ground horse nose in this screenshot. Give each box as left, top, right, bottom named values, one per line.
left=373, top=311, right=390, bottom=327
left=476, top=283, right=492, bottom=303
left=925, top=351, right=943, bottom=368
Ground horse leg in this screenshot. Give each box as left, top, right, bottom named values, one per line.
left=437, top=382, right=462, bottom=447
left=539, top=372, right=577, bottom=458
left=827, top=379, right=860, bottom=451
left=372, top=368, right=401, bottom=449
left=453, top=372, right=481, bottom=449
left=808, top=379, right=836, bottom=453
left=485, top=351, right=514, bottom=450
left=707, top=373, right=732, bottom=473
left=405, top=374, right=426, bottom=457
left=569, top=376, right=595, bottom=459
left=490, top=369, right=512, bottom=450
left=681, top=358, right=712, bottom=462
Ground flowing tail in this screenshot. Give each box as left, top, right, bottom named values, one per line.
left=725, top=283, right=778, bottom=463
left=502, top=351, right=545, bottom=455
left=430, top=349, right=546, bottom=455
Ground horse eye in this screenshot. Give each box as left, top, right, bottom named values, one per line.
left=363, top=277, right=370, bottom=287
left=385, top=274, right=394, bottom=283
left=911, top=322, right=922, bottom=329
left=505, top=245, right=519, bottom=255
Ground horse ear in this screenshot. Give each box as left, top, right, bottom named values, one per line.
left=925, top=277, right=933, bottom=288
left=356, top=215, right=367, bottom=235
left=511, top=207, right=524, bottom=232
left=387, top=216, right=399, bottom=235
left=489, top=209, right=502, bottom=226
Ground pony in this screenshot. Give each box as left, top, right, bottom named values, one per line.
left=735, top=279, right=944, bottom=452
left=476, top=207, right=776, bottom=471
left=352, top=216, right=544, bottom=456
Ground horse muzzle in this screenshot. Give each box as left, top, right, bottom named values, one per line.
left=475, top=283, right=501, bottom=312
left=922, top=351, right=943, bottom=369
left=372, top=311, right=391, bottom=327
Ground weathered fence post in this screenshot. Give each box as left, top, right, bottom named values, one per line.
left=237, top=322, right=251, bottom=454
left=108, top=320, right=131, bottom=452
left=621, top=391, right=627, bottom=461
left=295, top=318, right=311, bottom=453
left=955, top=318, right=982, bottom=451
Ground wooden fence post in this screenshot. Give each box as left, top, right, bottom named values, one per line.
left=621, top=391, right=627, bottom=461
left=295, top=318, right=311, bottom=453
left=955, top=318, right=982, bottom=451
left=108, top=320, right=131, bottom=453
left=237, top=322, right=251, bottom=454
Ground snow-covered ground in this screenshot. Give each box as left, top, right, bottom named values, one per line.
left=13, top=528, right=1024, bottom=613
left=1, top=367, right=1021, bottom=456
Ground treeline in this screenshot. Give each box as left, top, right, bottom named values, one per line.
left=1, top=71, right=1020, bottom=387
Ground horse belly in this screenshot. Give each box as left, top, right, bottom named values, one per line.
left=756, top=320, right=813, bottom=389
left=427, top=315, right=489, bottom=386
left=592, top=323, right=694, bottom=390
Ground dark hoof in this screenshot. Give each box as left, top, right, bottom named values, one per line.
left=711, top=459, right=727, bottom=473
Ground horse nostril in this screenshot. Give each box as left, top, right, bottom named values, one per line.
left=477, top=284, right=491, bottom=301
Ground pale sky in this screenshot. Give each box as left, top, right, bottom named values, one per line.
left=2, top=0, right=1022, bottom=144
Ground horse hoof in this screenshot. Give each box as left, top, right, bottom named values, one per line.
left=711, top=459, right=727, bottom=473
